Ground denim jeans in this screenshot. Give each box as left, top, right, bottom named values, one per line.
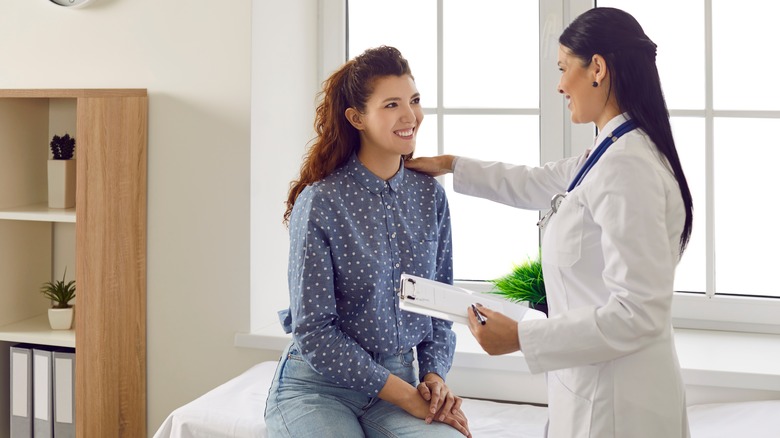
left=264, top=342, right=462, bottom=438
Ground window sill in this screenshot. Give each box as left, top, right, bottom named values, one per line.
left=235, top=323, right=780, bottom=400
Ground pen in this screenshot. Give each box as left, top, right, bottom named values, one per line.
left=471, top=304, right=487, bottom=325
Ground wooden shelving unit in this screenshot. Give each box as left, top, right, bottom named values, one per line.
left=0, top=89, right=147, bottom=437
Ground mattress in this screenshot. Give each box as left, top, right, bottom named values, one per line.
left=153, top=361, right=780, bottom=438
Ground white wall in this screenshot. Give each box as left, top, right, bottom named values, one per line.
left=0, top=1, right=304, bottom=435
left=250, top=2, right=319, bottom=331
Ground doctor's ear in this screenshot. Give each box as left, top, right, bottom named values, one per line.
left=590, top=54, right=609, bottom=86
left=345, top=108, right=365, bottom=131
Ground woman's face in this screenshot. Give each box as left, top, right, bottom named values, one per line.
left=557, top=45, right=602, bottom=125
left=352, top=74, right=423, bottom=160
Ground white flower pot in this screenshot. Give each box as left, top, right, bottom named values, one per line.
left=48, top=307, right=74, bottom=330
left=47, top=159, right=76, bottom=208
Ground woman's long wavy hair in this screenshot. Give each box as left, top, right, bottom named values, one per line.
left=283, top=46, right=413, bottom=225
left=560, top=7, right=693, bottom=255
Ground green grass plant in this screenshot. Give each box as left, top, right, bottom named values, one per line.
left=490, top=253, right=545, bottom=305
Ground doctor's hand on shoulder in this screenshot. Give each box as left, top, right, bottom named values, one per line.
left=405, top=155, right=457, bottom=177
left=467, top=304, right=521, bottom=355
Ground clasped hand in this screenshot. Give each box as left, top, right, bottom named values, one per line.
left=416, top=374, right=471, bottom=437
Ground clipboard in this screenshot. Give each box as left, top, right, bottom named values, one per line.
left=399, top=273, right=547, bottom=325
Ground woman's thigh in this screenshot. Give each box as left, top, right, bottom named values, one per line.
left=360, top=351, right=462, bottom=438
left=265, top=395, right=365, bottom=438
left=360, top=399, right=463, bottom=438
left=265, top=344, right=368, bottom=437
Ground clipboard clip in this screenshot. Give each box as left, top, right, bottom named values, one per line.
left=399, top=277, right=416, bottom=300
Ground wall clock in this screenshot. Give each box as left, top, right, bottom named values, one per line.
left=49, top=0, right=95, bottom=8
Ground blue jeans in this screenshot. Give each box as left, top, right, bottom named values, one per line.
left=264, top=342, right=462, bottom=438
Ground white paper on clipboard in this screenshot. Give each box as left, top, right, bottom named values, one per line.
left=398, top=273, right=546, bottom=325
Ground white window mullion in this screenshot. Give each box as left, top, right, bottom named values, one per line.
left=437, top=0, right=444, bottom=156
left=704, top=0, right=715, bottom=298
left=539, top=0, right=566, bottom=165
left=318, top=0, right=347, bottom=84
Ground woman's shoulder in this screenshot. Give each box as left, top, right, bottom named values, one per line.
left=405, top=166, right=445, bottom=191
left=299, top=178, right=339, bottom=202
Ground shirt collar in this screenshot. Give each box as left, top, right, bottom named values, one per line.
left=593, top=113, right=630, bottom=151
left=346, top=154, right=405, bottom=194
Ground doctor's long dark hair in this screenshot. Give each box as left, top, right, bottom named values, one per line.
left=560, top=7, right=693, bottom=255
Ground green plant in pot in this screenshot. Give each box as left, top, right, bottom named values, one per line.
left=489, top=252, right=547, bottom=316
left=40, top=267, right=76, bottom=330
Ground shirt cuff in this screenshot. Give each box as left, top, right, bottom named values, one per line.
left=364, top=365, right=392, bottom=397
left=418, top=362, right=449, bottom=383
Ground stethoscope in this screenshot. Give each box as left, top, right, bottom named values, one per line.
left=537, top=119, right=637, bottom=229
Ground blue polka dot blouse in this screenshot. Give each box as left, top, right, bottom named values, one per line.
left=278, top=154, right=456, bottom=397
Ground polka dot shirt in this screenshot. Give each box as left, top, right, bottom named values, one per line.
left=279, top=154, right=456, bottom=397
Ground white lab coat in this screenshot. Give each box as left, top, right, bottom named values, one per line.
left=453, top=114, right=690, bottom=438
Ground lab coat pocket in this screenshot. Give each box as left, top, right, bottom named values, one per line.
left=547, top=366, right=598, bottom=437
left=544, top=200, right=584, bottom=267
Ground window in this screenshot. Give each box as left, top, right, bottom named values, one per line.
left=348, top=0, right=543, bottom=281
left=598, top=0, right=780, bottom=299
left=246, top=1, right=778, bottom=337
left=332, top=0, right=780, bottom=331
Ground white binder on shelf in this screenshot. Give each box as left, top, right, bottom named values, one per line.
left=398, top=273, right=546, bottom=325
left=52, top=348, right=75, bottom=438
left=10, top=344, right=33, bottom=438
left=33, top=348, right=54, bottom=438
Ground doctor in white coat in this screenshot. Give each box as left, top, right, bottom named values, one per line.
left=406, top=7, right=694, bottom=438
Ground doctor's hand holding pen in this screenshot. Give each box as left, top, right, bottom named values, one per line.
left=466, top=303, right=522, bottom=355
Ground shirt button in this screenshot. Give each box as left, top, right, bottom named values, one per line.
left=395, top=263, right=400, bottom=268
left=386, top=204, right=392, bottom=210
left=391, top=232, right=396, bottom=238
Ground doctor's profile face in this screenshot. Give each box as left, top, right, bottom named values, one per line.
left=557, top=45, right=601, bottom=125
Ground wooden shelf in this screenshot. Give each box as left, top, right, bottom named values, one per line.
left=0, top=89, right=148, bottom=437
left=0, top=314, right=75, bottom=348
left=0, top=203, right=76, bottom=223
left=0, top=88, right=147, bottom=98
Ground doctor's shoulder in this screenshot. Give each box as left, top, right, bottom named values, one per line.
left=613, top=131, right=678, bottom=181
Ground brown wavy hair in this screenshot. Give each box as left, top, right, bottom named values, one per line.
left=283, top=45, right=414, bottom=225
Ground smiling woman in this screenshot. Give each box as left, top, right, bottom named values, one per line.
left=345, top=74, right=423, bottom=179
left=265, top=46, right=471, bottom=438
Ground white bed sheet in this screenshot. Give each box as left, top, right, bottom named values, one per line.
left=153, top=361, right=277, bottom=438
left=687, top=399, right=780, bottom=438
left=153, top=361, right=780, bottom=438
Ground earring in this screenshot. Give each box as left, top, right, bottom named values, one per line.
left=592, top=81, right=598, bottom=87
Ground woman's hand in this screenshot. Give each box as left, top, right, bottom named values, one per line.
left=417, top=373, right=464, bottom=424
left=379, top=374, right=471, bottom=437
left=404, top=155, right=457, bottom=177
left=467, top=304, right=521, bottom=355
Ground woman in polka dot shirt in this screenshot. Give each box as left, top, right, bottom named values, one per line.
left=264, top=46, right=471, bottom=438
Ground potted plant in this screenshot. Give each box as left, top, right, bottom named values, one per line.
left=40, top=268, right=76, bottom=330
left=48, top=133, right=77, bottom=208
left=489, top=252, right=547, bottom=316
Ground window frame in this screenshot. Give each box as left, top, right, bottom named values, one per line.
left=308, top=0, right=780, bottom=335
